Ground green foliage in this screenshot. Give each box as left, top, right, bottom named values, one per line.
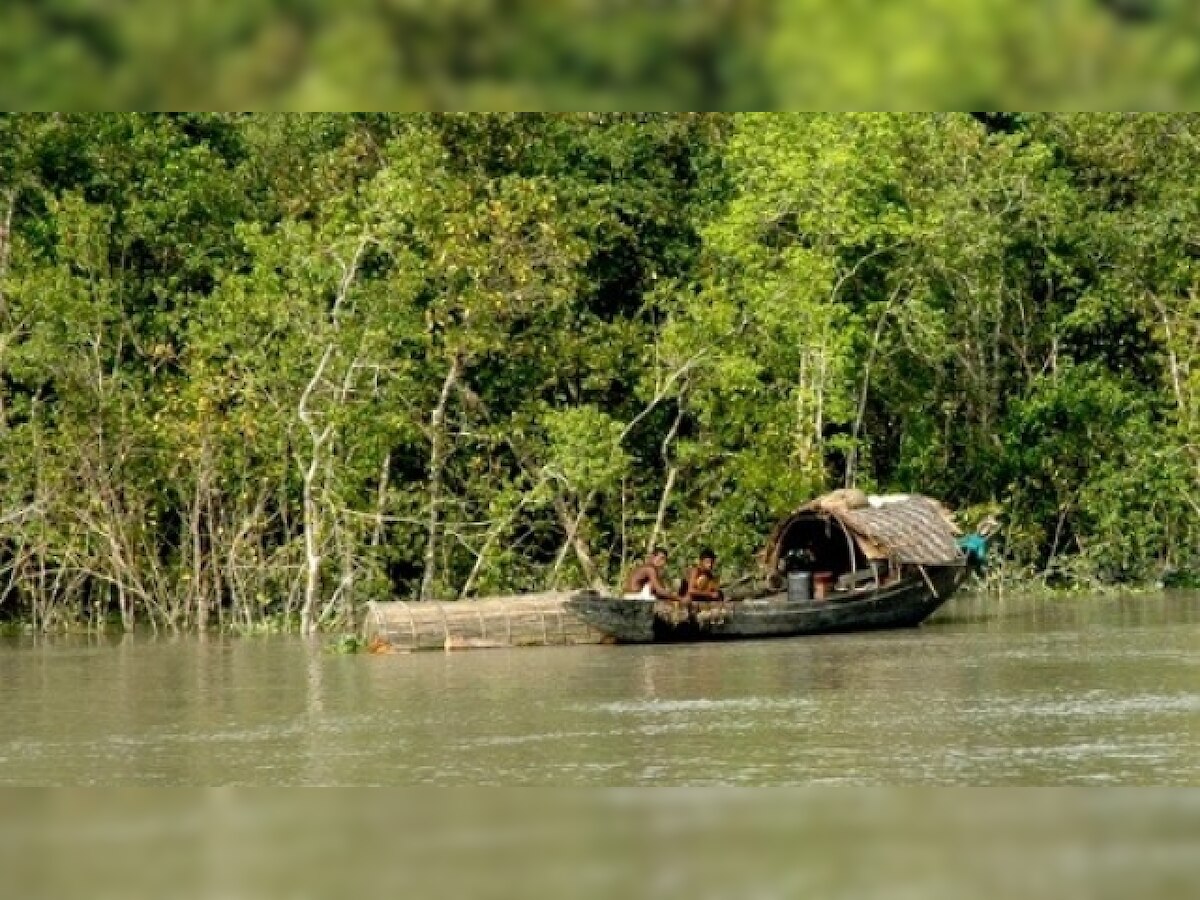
left=543, top=406, right=630, bottom=498
left=1, top=113, right=1198, bottom=632
left=331, top=634, right=363, bottom=655
left=6, top=5, right=1200, bottom=109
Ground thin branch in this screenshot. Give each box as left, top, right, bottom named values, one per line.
left=647, top=396, right=686, bottom=554
left=618, top=351, right=706, bottom=446
left=846, top=284, right=905, bottom=488
left=0, top=503, right=40, bottom=527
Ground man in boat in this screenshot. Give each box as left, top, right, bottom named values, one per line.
left=683, top=548, right=725, bottom=602
left=623, top=548, right=679, bottom=601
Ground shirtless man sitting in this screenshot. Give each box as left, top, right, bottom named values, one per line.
left=623, top=548, right=679, bottom=601
left=683, top=548, right=724, bottom=602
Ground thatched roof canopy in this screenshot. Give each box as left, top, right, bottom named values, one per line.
left=763, top=492, right=964, bottom=568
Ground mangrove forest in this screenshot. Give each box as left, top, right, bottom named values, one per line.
left=1, top=113, right=1198, bottom=632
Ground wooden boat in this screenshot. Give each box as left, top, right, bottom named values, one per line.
left=566, top=565, right=966, bottom=643
left=566, top=491, right=973, bottom=644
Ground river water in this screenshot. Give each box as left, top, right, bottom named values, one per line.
left=0, top=592, right=1196, bottom=786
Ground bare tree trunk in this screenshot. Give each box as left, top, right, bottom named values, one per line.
left=1043, top=503, right=1070, bottom=585
left=459, top=539, right=492, bottom=600
left=419, top=355, right=462, bottom=601
left=300, top=443, right=325, bottom=634
left=370, top=451, right=391, bottom=549
left=299, top=345, right=334, bottom=635
left=1154, top=297, right=1188, bottom=418
left=550, top=494, right=604, bottom=589
left=204, top=481, right=221, bottom=628
left=647, top=400, right=685, bottom=554
left=551, top=491, right=599, bottom=589
left=814, top=344, right=827, bottom=457
left=795, top=353, right=810, bottom=468
left=619, top=478, right=629, bottom=580
left=317, top=514, right=357, bottom=629
left=0, top=191, right=14, bottom=429
left=227, top=486, right=267, bottom=629
left=189, top=445, right=210, bottom=630
left=118, top=582, right=132, bottom=634
left=297, top=237, right=369, bottom=633
left=0, top=189, right=13, bottom=320
left=846, top=290, right=899, bottom=489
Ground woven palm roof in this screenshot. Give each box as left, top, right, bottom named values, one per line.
left=764, top=493, right=964, bottom=567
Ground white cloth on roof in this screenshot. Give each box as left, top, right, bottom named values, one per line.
left=868, top=494, right=911, bottom=508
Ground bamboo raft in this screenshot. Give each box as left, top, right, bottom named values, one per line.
left=363, top=592, right=609, bottom=652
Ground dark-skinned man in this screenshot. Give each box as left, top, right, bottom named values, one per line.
left=683, top=548, right=724, bottom=602
left=623, top=547, right=679, bottom=601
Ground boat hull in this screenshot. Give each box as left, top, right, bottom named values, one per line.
left=565, top=565, right=966, bottom=644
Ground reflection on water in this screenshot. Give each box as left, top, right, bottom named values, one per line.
left=0, top=592, right=1196, bottom=786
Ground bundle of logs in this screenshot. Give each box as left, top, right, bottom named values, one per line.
left=363, top=592, right=609, bottom=652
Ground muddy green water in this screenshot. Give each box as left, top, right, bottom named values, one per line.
left=0, top=592, right=1196, bottom=785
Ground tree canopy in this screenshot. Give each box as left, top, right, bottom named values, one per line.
left=1, top=113, right=1197, bottom=631
left=5, top=5, right=1200, bottom=110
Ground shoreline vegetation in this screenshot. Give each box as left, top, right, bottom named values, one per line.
left=2, top=114, right=1198, bottom=635
left=0, top=583, right=1190, bottom=640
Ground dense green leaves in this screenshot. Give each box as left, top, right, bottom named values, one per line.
left=1, top=113, right=1197, bottom=630
left=7, top=4, right=1200, bottom=110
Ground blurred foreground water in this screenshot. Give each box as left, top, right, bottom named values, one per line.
left=0, top=592, right=1196, bottom=787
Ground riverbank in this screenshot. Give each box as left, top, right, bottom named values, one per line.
left=1, top=580, right=1194, bottom=639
